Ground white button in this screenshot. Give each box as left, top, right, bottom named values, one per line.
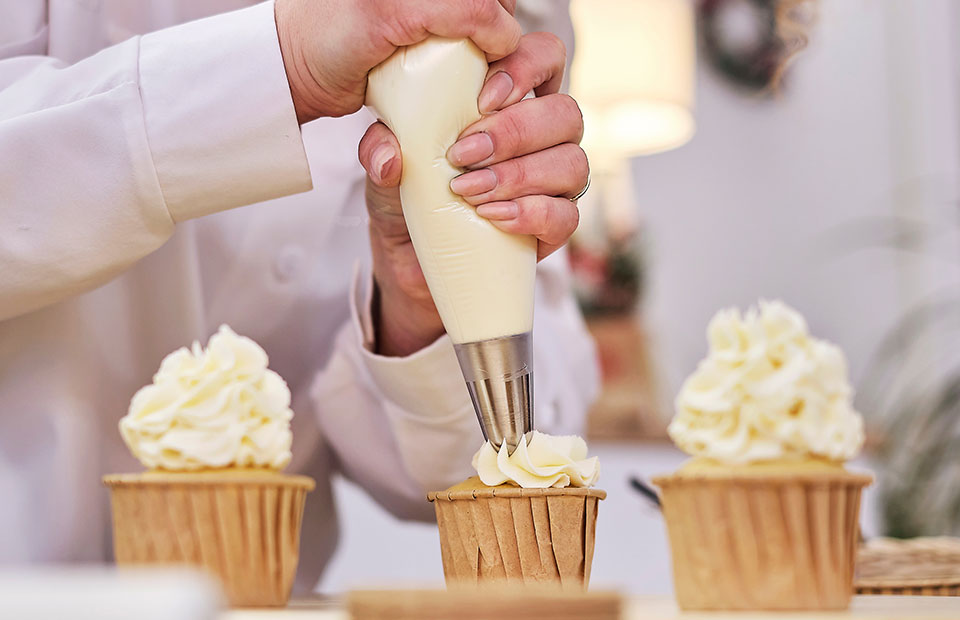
left=273, top=246, right=305, bottom=282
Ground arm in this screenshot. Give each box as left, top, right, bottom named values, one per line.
left=310, top=252, right=599, bottom=521
left=0, top=0, right=521, bottom=321
left=0, top=2, right=311, bottom=320
left=313, top=31, right=597, bottom=519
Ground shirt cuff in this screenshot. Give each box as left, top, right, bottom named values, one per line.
left=349, top=264, right=473, bottom=417
left=138, top=1, right=312, bottom=222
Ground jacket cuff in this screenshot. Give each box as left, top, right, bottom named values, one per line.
left=349, top=265, right=474, bottom=417
left=138, top=1, right=311, bottom=222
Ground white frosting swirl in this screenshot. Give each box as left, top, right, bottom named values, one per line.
left=472, top=431, right=600, bottom=488
left=669, top=300, right=865, bottom=464
left=120, top=325, right=293, bottom=471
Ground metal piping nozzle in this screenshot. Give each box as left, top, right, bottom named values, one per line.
left=453, top=331, right=533, bottom=454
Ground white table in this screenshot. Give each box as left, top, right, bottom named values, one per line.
left=225, top=595, right=960, bottom=619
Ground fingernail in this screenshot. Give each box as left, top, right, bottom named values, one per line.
left=447, top=132, right=494, bottom=167
left=476, top=201, right=518, bottom=220
left=478, top=71, right=514, bottom=114
left=370, top=144, right=395, bottom=184
left=450, top=169, right=498, bottom=196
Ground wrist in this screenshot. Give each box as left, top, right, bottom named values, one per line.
left=275, top=0, right=326, bottom=123
left=372, top=278, right=445, bottom=357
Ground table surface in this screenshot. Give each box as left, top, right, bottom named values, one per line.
left=224, top=595, right=960, bottom=620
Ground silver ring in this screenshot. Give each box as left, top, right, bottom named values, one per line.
left=570, top=174, right=591, bottom=201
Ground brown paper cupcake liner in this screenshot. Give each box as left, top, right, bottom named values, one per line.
left=653, top=470, right=871, bottom=611
left=103, top=472, right=314, bottom=608
left=427, top=485, right=606, bottom=589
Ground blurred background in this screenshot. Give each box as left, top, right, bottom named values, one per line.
left=318, top=0, right=960, bottom=596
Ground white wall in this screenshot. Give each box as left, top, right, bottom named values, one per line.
left=640, top=0, right=960, bottom=404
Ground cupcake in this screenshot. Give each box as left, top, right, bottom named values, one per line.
left=428, top=432, right=604, bottom=589
left=103, top=325, right=314, bottom=608
left=653, top=301, right=872, bottom=611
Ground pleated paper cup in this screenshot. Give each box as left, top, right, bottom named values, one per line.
left=103, top=470, right=315, bottom=608
left=427, top=482, right=606, bottom=589
left=653, top=468, right=872, bottom=611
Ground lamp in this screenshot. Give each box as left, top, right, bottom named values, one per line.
left=567, top=0, right=697, bottom=319
left=565, top=1, right=697, bottom=442
left=570, top=0, right=696, bottom=171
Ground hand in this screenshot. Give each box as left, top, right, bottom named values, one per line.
left=359, top=32, right=589, bottom=356
left=275, top=0, right=522, bottom=123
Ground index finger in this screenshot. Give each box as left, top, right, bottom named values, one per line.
left=479, top=32, right=567, bottom=114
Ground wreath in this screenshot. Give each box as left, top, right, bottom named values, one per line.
left=698, top=0, right=786, bottom=92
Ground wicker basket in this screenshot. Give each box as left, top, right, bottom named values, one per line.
left=856, top=537, right=960, bottom=596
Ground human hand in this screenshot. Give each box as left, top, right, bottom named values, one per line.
left=358, top=32, right=588, bottom=356
left=275, top=0, right=522, bottom=123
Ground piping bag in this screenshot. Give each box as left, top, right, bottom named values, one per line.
left=366, top=38, right=537, bottom=453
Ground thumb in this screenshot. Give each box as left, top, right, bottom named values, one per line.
left=359, top=122, right=402, bottom=187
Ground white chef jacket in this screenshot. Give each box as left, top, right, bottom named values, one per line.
left=0, top=0, right=596, bottom=591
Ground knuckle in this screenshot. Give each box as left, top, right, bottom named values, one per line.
left=538, top=198, right=560, bottom=242
left=557, top=94, right=585, bottom=140
left=537, top=31, right=566, bottom=65
left=513, top=197, right=536, bottom=230
left=468, top=0, right=497, bottom=24
left=555, top=92, right=576, bottom=111
left=497, top=158, right=527, bottom=192
left=385, top=4, right=425, bottom=43
left=567, top=144, right=590, bottom=178
left=508, top=27, right=523, bottom=54
left=551, top=145, right=586, bottom=193
left=535, top=195, right=577, bottom=245
left=496, top=108, right=527, bottom=153
left=550, top=198, right=580, bottom=245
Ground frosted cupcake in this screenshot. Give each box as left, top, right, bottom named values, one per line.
left=428, top=432, right=604, bottom=589
left=103, top=325, right=314, bottom=608
left=653, top=301, right=871, bottom=611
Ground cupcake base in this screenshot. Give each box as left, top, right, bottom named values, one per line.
left=428, top=478, right=606, bottom=589
left=653, top=467, right=872, bottom=611
left=103, top=470, right=314, bottom=608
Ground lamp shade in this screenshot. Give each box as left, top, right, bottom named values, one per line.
left=570, top=0, right=696, bottom=169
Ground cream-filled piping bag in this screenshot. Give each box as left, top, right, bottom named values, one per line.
left=366, top=38, right=538, bottom=451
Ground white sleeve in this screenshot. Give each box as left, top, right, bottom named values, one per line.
left=0, top=1, right=311, bottom=321
left=310, top=250, right=600, bottom=521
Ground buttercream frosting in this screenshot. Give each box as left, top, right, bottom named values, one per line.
left=119, top=325, right=293, bottom=471
left=668, top=300, right=864, bottom=464
left=472, top=431, right=600, bottom=488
